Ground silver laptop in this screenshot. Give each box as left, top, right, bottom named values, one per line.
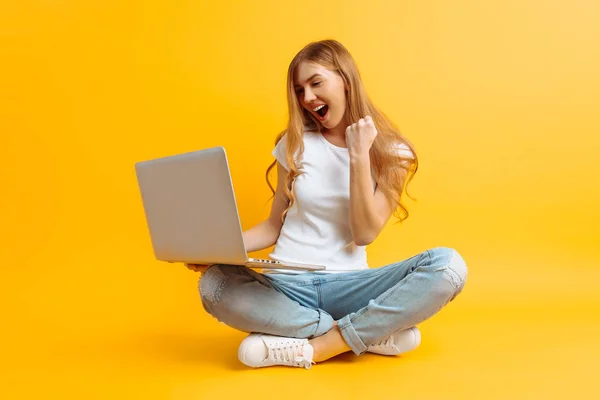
left=134, top=146, right=326, bottom=272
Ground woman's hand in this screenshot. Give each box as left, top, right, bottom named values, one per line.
left=345, top=115, right=378, bottom=160
left=185, top=263, right=211, bottom=273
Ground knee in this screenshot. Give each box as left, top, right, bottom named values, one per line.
left=199, top=265, right=229, bottom=312
left=427, top=247, right=468, bottom=288
left=199, top=264, right=252, bottom=319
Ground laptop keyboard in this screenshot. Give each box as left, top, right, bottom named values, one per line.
left=249, top=258, right=281, bottom=264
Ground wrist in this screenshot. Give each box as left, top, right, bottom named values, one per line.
left=350, top=151, right=370, bottom=164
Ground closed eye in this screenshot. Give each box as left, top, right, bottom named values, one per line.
left=295, top=81, right=322, bottom=95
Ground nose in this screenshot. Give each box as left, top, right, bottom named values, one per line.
left=303, top=87, right=316, bottom=104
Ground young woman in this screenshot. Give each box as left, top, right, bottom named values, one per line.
left=187, top=39, right=468, bottom=369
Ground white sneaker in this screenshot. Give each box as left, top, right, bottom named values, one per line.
left=238, top=333, right=315, bottom=369
left=367, top=327, right=421, bottom=356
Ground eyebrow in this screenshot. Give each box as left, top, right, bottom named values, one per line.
left=294, top=73, right=323, bottom=88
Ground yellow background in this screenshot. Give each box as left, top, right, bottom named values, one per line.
left=2, top=0, right=599, bottom=398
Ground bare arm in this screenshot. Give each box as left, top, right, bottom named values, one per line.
left=243, top=161, right=290, bottom=253
left=349, top=153, right=398, bottom=246
left=346, top=117, right=408, bottom=246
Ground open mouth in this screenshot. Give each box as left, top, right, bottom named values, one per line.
left=315, top=104, right=329, bottom=121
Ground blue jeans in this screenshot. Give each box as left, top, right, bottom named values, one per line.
left=199, top=246, right=468, bottom=355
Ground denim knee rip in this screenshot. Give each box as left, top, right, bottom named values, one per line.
left=200, top=266, right=228, bottom=304
left=431, top=249, right=468, bottom=288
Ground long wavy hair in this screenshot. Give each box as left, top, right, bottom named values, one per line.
left=266, top=39, right=419, bottom=225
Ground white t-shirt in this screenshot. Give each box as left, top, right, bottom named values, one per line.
left=267, top=128, right=412, bottom=274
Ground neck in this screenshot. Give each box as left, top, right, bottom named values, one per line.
left=321, top=114, right=350, bottom=145
left=322, top=125, right=346, bottom=141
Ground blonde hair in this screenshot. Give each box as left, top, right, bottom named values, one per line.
left=266, top=39, right=419, bottom=225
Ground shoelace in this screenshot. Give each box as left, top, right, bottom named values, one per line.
left=267, top=340, right=310, bottom=367
left=374, top=335, right=395, bottom=349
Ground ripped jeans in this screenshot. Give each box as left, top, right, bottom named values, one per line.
left=198, top=247, right=468, bottom=355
